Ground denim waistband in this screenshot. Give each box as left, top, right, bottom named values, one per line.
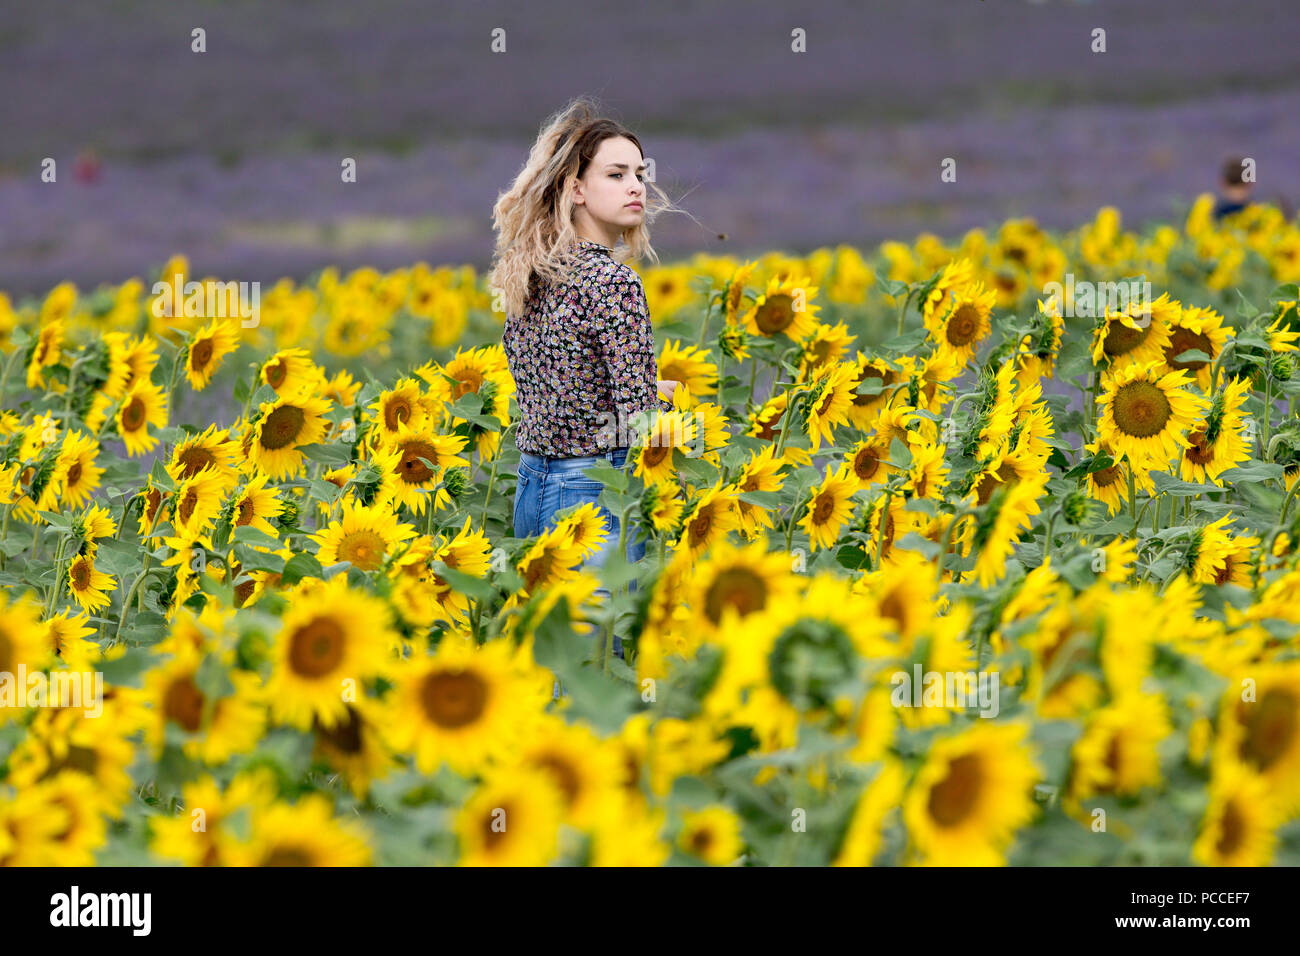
left=519, top=447, right=629, bottom=474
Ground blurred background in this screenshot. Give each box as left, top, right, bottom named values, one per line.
left=1, top=0, right=1297, bottom=294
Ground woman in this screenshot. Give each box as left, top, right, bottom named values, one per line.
left=489, top=97, right=685, bottom=664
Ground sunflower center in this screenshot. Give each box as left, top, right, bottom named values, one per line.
left=164, top=675, right=206, bottom=732
left=121, top=397, right=146, bottom=432
left=176, top=447, right=216, bottom=479
left=533, top=754, right=581, bottom=806
left=754, top=294, right=794, bottom=335
left=384, top=399, right=412, bottom=431
left=1112, top=381, right=1172, bottom=438
left=853, top=446, right=881, bottom=481
left=946, top=305, right=980, bottom=347
left=1165, top=327, right=1213, bottom=371
left=190, top=339, right=214, bottom=371
left=1214, top=556, right=1235, bottom=586
left=642, top=443, right=670, bottom=469
left=690, top=828, right=715, bottom=855
left=144, top=488, right=164, bottom=523
left=976, top=462, right=1019, bottom=505
left=927, top=753, right=983, bottom=827
left=70, top=558, right=92, bottom=590
left=1215, top=798, right=1245, bottom=857
left=688, top=506, right=714, bottom=547
left=755, top=409, right=783, bottom=442
left=452, top=370, right=484, bottom=400
left=421, top=669, right=488, bottom=728
left=879, top=590, right=908, bottom=632
left=1184, top=430, right=1214, bottom=466
left=265, top=359, right=288, bottom=389
left=1238, top=689, right=1296, bottom=771
left=178, top=489, right=198, bottom=525
left=482, top=802, right=512, bottom=851
left=66, top=462, right=83, bottom=487
left=338, top=530, right=386, bottom=571
left=263, top=846, right=315, bottom=866
left=399, top=441, right=439, bottom=484
left=703, top=567, right=768, bottom=624
left=812, top=491, right=837, bottom=524
left=1103, top=318, right=1150, bottom=357
left=314, top=707, right=363, bottom=754
left=236, top=498, right=255, bottom=526
left=288, top=618, right=346, bottom=678
left=260, top=405, right=306, bottom=451
left=0, top=630, right=11, bottom=672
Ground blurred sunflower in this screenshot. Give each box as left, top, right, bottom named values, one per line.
left=455, top=766, right=565, bottom=867
left=114, top=380, right=168, bottom=456
left=312, top=499, right=416, bottom=572
left=185, top=319, right=240, bottom=391
left=677, top=805, right=744, bottom=866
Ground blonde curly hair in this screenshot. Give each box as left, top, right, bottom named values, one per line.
left=488, top=95, right=687, bottom=319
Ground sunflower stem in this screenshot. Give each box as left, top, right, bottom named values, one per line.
left=45, top=534, right=69, bottom=617
left=0, top=342, right=25, bottom=401
left=935, top=509, right=976, bottom=584
left=874, top=488, right=893, bottom=569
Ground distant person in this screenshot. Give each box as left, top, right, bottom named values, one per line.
left=1213, top=155, right=1254, bottom=221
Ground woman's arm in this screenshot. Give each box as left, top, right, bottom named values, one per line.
left=593, top=270, right=671, bottom=431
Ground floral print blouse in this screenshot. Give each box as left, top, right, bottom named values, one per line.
left=503, top=238, right=672, bottom=457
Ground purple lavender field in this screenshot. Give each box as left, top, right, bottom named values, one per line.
left=1, top=0, right=1298, bottom=293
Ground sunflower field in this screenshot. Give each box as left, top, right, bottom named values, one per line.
left=2, top=194, right=1300, bottom=867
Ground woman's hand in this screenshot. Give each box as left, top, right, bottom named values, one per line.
left=657, top=379, right=682, bottom=403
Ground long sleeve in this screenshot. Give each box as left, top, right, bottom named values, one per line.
left=593, top=269, right=671, bottom=429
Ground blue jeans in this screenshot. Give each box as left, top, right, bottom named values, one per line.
left=514, top=446, right=646, bottom=694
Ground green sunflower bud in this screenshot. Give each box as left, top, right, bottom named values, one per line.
left=1271, top=354, right=1295, bottom=381
left=275, top=496, right=301, bottom=533
left=443, top=466, right=470, bottom=499
left=1062, top=488, right=1089, bottom=525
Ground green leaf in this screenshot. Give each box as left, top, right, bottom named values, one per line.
left=231, top=526, right=283, bottom=550
left=279, top=552, right=324, bottom=586
left=296, top=442, right=354, bottom=467
left=1221, top=460, right=1284, bottom=483
left=578, top=462, right=628, bottom=494
left=429, top=561, right=496, bottom=602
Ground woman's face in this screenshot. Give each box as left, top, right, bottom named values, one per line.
left=573, top=136, right=646, bottom=235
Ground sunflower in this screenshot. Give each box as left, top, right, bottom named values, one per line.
left=742, top=274, right=821, bottom=341
left=66, top=553, right=114, bottom=613
left=921, top=258, right=977, bottom=328
left=846, top=354, right=901, bottom=430
left=685, top=534, right=800, bottom=641
left=1081, top=440, right=1152, bottom=515
left=730, top=446, right=787, bottom=538
left=800, top=463, right=858, bottom=551
left=904, top=439, right=949, bottom=500
left=802, top=360, right=857, bottom=452
left=589, top=806, right=671, bottom=867
left=25, top=318, right=65, bottom=390
left=143, top=650, right=266, bottom=764
left=185, top=319, right=240, bottom=390
left=365, top=377, right=433, bottom=445
left=1012, top=298, right=1066, bottom=387
left=831, top=760, right=905, bottom=867
left=1095, top=360, right=1207, bottom=471
left=1090, top=292, right=1177, bottom=369
left=0, top=786, right=71, bottom=866
left=643, top=481, right=686, bottom=537
left=121, top=335, right=160, bottom=394
left=20, top=774, right=108, bottom=866
left=312, top=499, right=416, bottom=572
left=515, top=528, right=587, bottom=607
left=225, top=794, right=371, bottom=867
left=656, top=340, right=717, bottom=397
left=149, top=771, right=277, bottom=867
left=970, top=475, right=1047, bottom=588
left=551, top=501, right=612, bottom=562
left=386, top=637, right=543, bottom=775
left=114, top=380, right=168, bottom=456
left=797, top=322, right=857, bottom=379
left=248, top=392, right=332, bottom=479
left=171, top=469, right=229, bottom=536
left=1068, top=692, right=1172, bottom=801
left=265, top=576, right=396, bottom=731
left=722, top=261, right=757, bottom=324
left=167, top=424, right=241, bottom=486
left=930, top=281, right=995, bottom=366
left=1179, top=377, right=1251, bottom=486
left=1212, top=663, right=1300, bottom=813
left=229, top=471, right=284, bottom=536
left=320, top=368, right=363, bottom=409
left=310, top=698, right=396, bottom=799
left=633, top=410, right=697, bottom=484
left=52, top=430, right=102, bottom=509
left=5, top=715, right=136, bottom=817
left=677, top=805, right=744, bottom=865
left=676, top=483, right=741, bottom=559
left=0, top=593, right=48, bottom=723
left=44, top=609, right=100, bottom=672
left=514, top=717, right=624, bottom=830
left=455, top=766, right=565, bottom=867
left=1191, top=759, right=1280, bottom=867
left=375, top=428, right=469, bottom=515
left=258, top=347, right=322, bottom=397
left=903, top=722, right=1039, bottom=866
left=1162, top=304, right=1232, bottom=390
